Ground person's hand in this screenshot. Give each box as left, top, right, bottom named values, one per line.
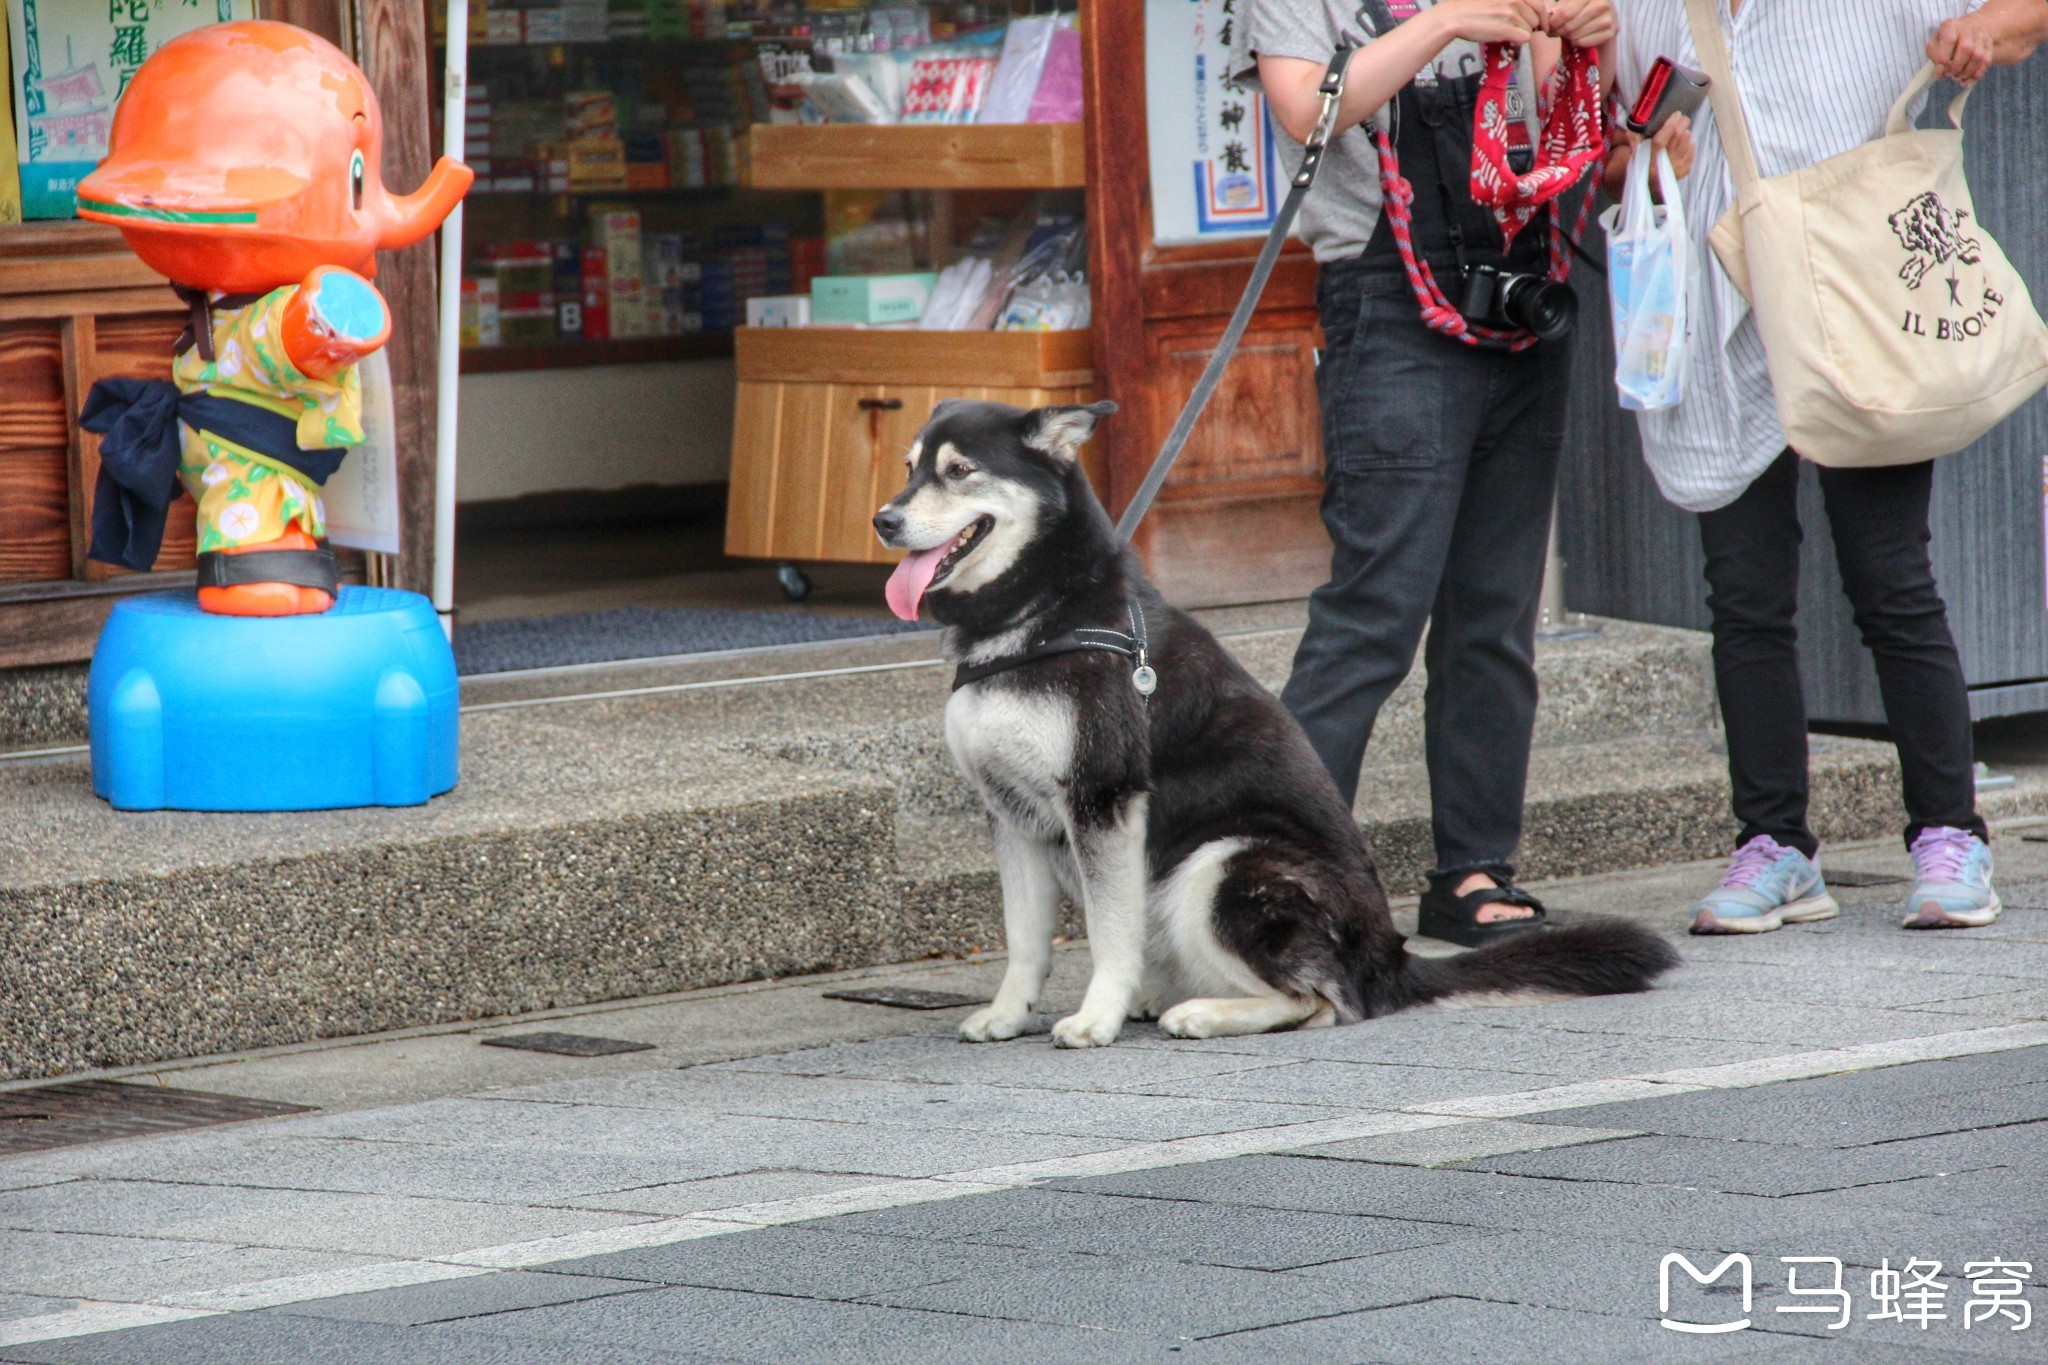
left=1648, top=110, right=1694, bottom=180
left=1539, top=0, right=1617, bottom=49
left=1435, top=0, right=1546, bottom=45
left=1929, top=14, right=1996, bottom=83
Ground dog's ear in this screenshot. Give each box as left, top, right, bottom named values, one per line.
left=1023, top=401, right=1117, bottom=462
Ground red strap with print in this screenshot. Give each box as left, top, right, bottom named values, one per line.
left=1376, top=41, right=1606, bottom=351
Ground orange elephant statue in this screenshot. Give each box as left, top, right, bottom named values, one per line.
left=75, top=20, right=470, bottom=615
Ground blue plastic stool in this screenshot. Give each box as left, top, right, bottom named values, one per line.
left=89, top=587, right=459, bottom=811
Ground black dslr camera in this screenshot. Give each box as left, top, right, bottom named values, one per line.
left=1459, top=263, right=1577, bottom=342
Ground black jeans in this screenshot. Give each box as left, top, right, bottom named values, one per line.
left=1697, top=449, right=1985, bottom=855
left=1282, top=264, right=1569, bottom=882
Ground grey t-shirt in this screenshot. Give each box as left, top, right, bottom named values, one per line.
left=1227, top=1, right=1488, bottom=262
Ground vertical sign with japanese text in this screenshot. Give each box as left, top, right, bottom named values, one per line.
left=1146, top=0, right=1281, bottom=246
left=6, top=0, right=251, bottom=218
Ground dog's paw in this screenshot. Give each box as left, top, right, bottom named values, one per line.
left=959, top=1004, right=1030, bottom=1043
left=1051, top=1009, right=1122, bottom=1049
left=1158, top=999, right=1227, bottom=1039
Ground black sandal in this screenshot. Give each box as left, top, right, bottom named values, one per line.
left=1417, top=879, right=1549, bottom=948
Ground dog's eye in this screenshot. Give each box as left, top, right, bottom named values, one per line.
left=943, top=464, right=974, bottom=481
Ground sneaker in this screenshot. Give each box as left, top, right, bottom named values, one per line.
left=1691, top=835, right=1840, bottom=935
left=1902, top=826, right=2000, bottom=929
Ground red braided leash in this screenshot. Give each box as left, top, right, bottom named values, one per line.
left=1376, top=41, right=1606, bottom=351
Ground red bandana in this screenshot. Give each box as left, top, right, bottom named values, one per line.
left=1373, top=42, right=1607, bottom=351
left=1470, top=42, right=1607, bottom=247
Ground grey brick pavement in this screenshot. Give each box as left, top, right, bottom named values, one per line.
left=3, top=846, right=2048, bottom=1362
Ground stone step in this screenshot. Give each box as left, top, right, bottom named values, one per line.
left=895, top=730, right=1908, bottom=912
left=0, top=609, right=1882, bottom=1083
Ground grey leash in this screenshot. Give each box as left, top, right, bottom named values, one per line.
left=1113, top=47, right=1355, bottom=541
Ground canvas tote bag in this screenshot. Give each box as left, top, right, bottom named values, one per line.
left=1682, top=0, right=2048, bottom=466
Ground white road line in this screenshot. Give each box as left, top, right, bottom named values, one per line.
left=444, top=1216, right=756, bottom=1270
left=0, top=1303, right=217, bottom=1347
left=162, top=1260, right=490, bottom=1313
left=5, top=1018, right=2047, bottom=1348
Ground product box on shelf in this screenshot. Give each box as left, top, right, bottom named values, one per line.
left=582, top=246, right=611, bottom=340
left=594, top=210, right=648, bottom=338
left=745, top=294, right=810, bottom=329
left=810, top=272, right=939, bottom=325
left=460, top=273, right=502, bottom=348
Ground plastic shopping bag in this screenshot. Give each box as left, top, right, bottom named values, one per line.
left=1600, top=144, right=1689, bottom=411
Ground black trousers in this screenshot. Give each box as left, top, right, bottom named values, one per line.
left=1282, top=264, right=1569, bottom=882
left=1696, top=449, right=1985, bottom=856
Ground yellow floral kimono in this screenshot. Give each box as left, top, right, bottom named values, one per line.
left=172, top=287, right=365, bottom=554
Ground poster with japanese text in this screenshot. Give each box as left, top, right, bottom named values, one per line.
left=6, top=0, right=252, bottom=218
left=1145, top=0, right=1281, bottom=246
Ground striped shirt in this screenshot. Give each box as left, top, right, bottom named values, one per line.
left=1617, top=0, right=1982, bottom=512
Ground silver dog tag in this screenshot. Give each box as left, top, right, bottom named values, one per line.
left=1132, top=664, right=1158, bottom=696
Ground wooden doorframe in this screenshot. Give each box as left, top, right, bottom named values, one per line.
left=358, top=0, right=440, bottom=595
left=1081, top=0, right=1327, bottom=605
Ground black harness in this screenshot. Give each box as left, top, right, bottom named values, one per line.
left=952, top=598, right=1158, bottom=698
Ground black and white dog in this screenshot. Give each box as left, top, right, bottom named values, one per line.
left=874, top=398, right=1676, bottom=1049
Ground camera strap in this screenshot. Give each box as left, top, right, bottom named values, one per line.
left=1113, top=47, right=1353, bottom=541
left=1376, top=41, right=1604, bottom=352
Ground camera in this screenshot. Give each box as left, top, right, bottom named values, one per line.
left=1459, top=263, right=1577, bottom=342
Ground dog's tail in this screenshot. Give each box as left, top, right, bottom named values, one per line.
left=1377, top=918, right=1680, bottom=1014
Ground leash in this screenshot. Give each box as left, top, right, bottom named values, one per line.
left=970, top=41, right=1596, bottom=694
left=1112, top=48, right=1355, bottom=542
left=1113, top=40, right=1603, bottom=536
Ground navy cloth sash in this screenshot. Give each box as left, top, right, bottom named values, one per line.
left=79, top=379, right=347, bottom=571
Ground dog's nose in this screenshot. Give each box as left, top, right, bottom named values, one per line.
left=872, top=507, right=905, bottom=541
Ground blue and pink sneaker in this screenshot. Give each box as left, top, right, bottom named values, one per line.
left=1691, top=835, right=1840, bottom=935
left=1902, top=826, right=2000, bottom=929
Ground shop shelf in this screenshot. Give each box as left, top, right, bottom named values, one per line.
left=743, top=122, right=1085, bottom=191
left=733, top=325, right=1091, bottom=387
left=726, top=327, right=1095, bottom=567
left=460, top=332, right=736, bottom=374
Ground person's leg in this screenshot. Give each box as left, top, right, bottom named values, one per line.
left=1815, top=461, right=1995, bottom=928
left=1815, top=461, right=1983, bottom=841
left=1688, top=452, right=1837, bottom=934
left=1418, top=342, right=1566, bottom=898
left=1283, top=283, right=1470, bottom=809
left=1697, top=450, right=1817, bottom=856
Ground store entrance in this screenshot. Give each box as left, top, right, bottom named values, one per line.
left=450, top=491, right=918, bottom=675
left=437, top=2, right=1091, bottom=677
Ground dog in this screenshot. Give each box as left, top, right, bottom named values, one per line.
left=873, top=398, right=1677, bottom=1048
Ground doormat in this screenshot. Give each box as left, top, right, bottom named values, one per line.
left=0, top=1081, right=314, bottom=1156
left=454, top=605, right=933, bottom=676
left=479, top=1032, right=657, bottom=1057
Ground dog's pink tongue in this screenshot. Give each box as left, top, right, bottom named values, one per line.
left=885, top=545, right=949, bottom=622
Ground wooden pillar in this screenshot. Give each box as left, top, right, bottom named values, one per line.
left=358, top=0, right=440, bottom=595
left=1081, top=0, right=1144, bottom=517
left=1081, top=1, right=1329, bottom=608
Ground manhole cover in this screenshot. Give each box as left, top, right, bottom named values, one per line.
left=479, top=1032, right=655, bottom=1057
left=1824, top=868, right=1909, bottom=888
left=0, top=1081, right=314, bottom=1156
left=822, top=987, right=985, bottom=1011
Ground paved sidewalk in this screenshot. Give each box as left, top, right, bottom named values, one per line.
left=4, top=831, right=2048, bottom=1362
